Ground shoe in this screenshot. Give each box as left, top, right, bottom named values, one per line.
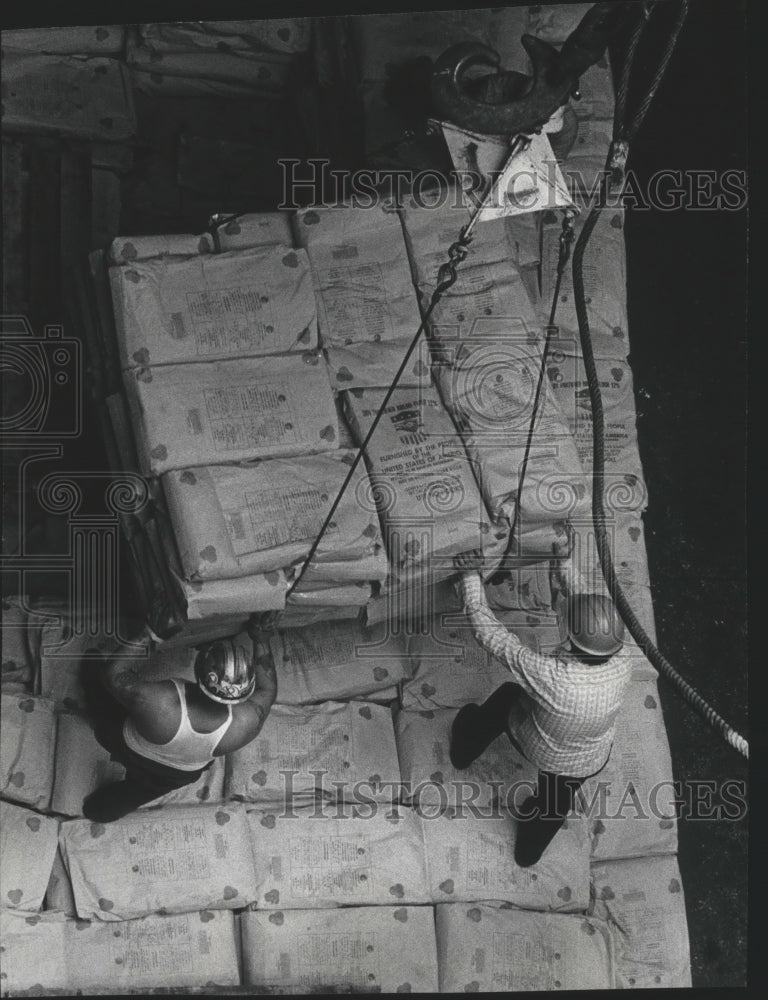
left=513, top=797, right=565, bottom=868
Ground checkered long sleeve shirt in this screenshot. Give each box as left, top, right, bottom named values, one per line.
left=460, top=571, right=633, bottom=777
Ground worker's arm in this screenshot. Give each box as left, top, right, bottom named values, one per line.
left=240, top=614, right=279, bottom=737
left=550, top=524, right=591, bottom=604
left=101, top=632, right=158, bottom=712
left=454, top=551, right=545, bottom=691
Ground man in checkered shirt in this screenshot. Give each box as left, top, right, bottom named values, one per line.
left=451, top=545, right=633, bottom=867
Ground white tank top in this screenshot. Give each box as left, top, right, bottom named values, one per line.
left=123, top=679, right=233, bottom=771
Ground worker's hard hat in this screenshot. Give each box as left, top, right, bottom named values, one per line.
left=566, top=593, right=625, bottom=658
left=194, top=638, right=255, bottom=704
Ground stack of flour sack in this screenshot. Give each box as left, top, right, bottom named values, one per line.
left=109, top=196, right=591, bottom=635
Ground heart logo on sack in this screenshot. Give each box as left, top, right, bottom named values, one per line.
left=628, top=526, right=641, bottom=541
left=222, top=886, right=238, bottom=900
left=260, top=814, right=276, bottom=829
left=467, top=907, right=482, bottom=923
left=336, top=366, right=354, bottom=382
left=319, top=425, right=336, bottom=442
left=9, top=772, right=25, bottom=788
left=600, top=886, right=615, bottom=900
left=389, top=884, right=405, bottom=899
left=251, top=771, right=268, bottom=786
left=581, top=920, right=596, bottom=935
left=180, top=470, right=197, bottom=485
left=98, top=898, right=114, bottom=912
left=393, top=908, right=408, bottom=923
left=358, top=706, right=372, bottom=720
left=439, top=879, right=455, bottom=895
left=195, top=786, right=211, bottom=802
left=199, top=911, right=215, bottom=923
left=269, top=911, right=284, bottom=925
left=132, top=348, right=149, bottom=365
left=214, top=811, right=231, bottom=826
left=557, top=887, right=572, bottom=902
left=281, top=252, right=299, bottom=269
left=18, top=699, right=35, bottom=713
left=644, top=695, right=657, bottom=709
left=6, top=890, right=22, bottom=905
left=372, top=667, right=389, bottom=682
left=150, top=445, right=167, bottom=461
left=264, top=889, right=280, bottom=904
left=25, top=817, right=40, bottom=832
left=668, top=878, right=681, bottom=893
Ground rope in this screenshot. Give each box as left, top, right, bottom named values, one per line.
left=572, top=0, right=748, bottom=757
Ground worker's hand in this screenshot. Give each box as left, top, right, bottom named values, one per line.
left=247, top=611, right=281, bottom=638
left=551, top=520, right=575, bottom=559
left=453, top=548, right=484, bottom=572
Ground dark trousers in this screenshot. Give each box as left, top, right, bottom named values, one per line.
left=79, top=662, right=209, bottom=823
left=449, top=682, right=604, bottom=867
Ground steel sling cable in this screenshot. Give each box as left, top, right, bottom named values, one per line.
left=572, top=0, right=748, bottom=757
left=286, top=233, right=473, bottom=599
left=502, top=210, right=578, bottom=557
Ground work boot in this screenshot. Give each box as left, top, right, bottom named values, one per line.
left=449, top=682, right=522, bottom=770
left=513, top=773, right=584, bottom=867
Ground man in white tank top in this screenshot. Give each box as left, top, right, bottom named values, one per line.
left=79, top=614, right=278, bottom=823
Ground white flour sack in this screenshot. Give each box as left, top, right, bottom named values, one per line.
left=204, top=211, right=296, bottom=252
left=175, top=568, right=287, bottom=619
left=0, top=800, right=59, bottom=911
left=546, top=329, right=645, bottom=491
left=123, top=351, right=339, bottom=474
left=591, top=854, right=692, bottom=988
left=225, top=700, right=401, bottom=804
left=430, top=325, right=590, bottom=540
left=582, top=678, right=678, bottom=862
left=108, top=232, right=212, bottom=264
left=399, top=196, right=542, bottom=334
left=541, top=207, right=628, bottom=348
left=0, top=907, right=241, bottom=992
left=109, top=244, right=317, bottom=369
left=161, top=450, right=384, bottom=581
left=269, top=618, right=410, bottom=704
left=422, top=808, right=591, bottom=911
left=240, top=905, right=439, bottom=992
left=294, top=202, right=421, bottom=347
left=59, top=803, right=258, bottom=920
left=0, top=693, right=57, bottom=809
left=245, top=804, right=430, bottom=908
left=435, top=904, right=615, bottom=992
left=343, top=385, right=506, bottom=582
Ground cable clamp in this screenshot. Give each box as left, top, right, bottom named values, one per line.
left=608, top=138, right=630, bottom=190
